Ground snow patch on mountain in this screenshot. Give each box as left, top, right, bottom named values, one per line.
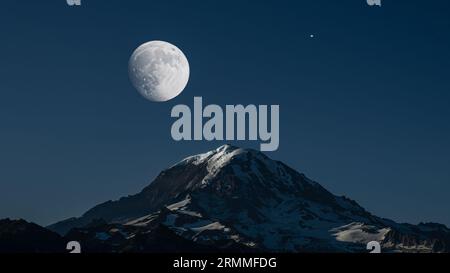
left=331, top=223, right=390, bottom=244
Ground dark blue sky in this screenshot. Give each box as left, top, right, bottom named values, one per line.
left=1, top=0, right=449, bottom=226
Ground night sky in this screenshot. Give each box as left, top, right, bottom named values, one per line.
left=1, top=0, right=450, bottom=226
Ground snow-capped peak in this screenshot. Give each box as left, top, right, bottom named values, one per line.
left=174, top=145, right=247, bottom=167
left=47, top=145, right=450, bottom=253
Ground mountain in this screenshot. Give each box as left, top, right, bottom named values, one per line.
left=43, top=145, right=450, bottom=252
left=0, top=219, right=65, bottom=253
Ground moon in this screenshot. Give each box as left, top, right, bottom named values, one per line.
left=129, top=41, right=190, bottom=102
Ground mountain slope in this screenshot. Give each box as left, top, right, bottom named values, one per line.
left=0, top=219, right=65, bottom=253
left=48, top=145, right=450, bottom=252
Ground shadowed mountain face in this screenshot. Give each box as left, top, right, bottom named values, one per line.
left=0, top=219, right=65, bottom=253
left=23, top=145, right=450, bottom=252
